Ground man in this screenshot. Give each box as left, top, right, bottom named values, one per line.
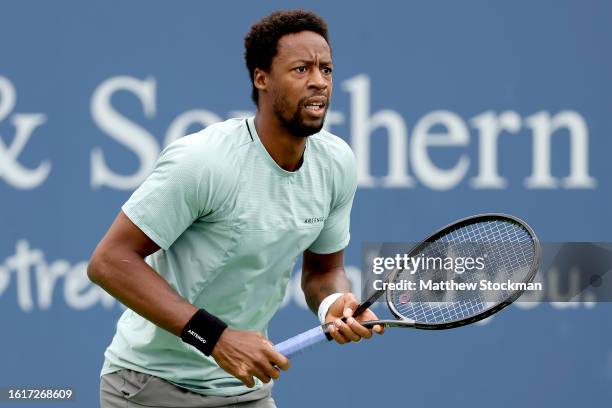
left=88, top=9, right=383, bottom=408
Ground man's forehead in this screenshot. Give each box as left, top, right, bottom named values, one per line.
left=275, top=31, right=331, bottom=62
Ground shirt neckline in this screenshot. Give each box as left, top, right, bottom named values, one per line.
left=246, top=117, right=308, bottom=177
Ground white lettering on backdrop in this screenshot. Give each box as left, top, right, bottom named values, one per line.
left=0, top=75, right=598, bottom=191
left=89, top=74, right=597, bottom=191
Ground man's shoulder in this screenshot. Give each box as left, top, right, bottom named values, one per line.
left=309, top=129, right=355, bottom=165
left=178, top=118, right=251, bottom=152
left=162, top=118, right=250, bottom=183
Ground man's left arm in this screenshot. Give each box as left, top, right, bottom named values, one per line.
left=302, top=249, right=384, bottom=344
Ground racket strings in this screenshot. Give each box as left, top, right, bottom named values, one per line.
left=391, top=219, right=536, bottom=325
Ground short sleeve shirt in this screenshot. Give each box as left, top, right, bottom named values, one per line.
left=102, top=117, right=357, bottom=396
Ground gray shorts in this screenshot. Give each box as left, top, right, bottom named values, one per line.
left=100, top=369, right=276, bottom=408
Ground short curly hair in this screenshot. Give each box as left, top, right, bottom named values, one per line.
left=244, top=10, right=329, bottom=106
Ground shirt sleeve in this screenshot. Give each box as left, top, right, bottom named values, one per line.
left=308, top=147, right=358, bottom=254
left=121, top=136, right=214, bottom=250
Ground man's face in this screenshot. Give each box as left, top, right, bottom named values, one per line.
left=267, top=31, right=333, bottom=138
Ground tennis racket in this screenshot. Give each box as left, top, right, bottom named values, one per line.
left=275, top=213, right=540, bottom=358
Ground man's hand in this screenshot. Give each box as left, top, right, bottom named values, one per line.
left=211, top=328, right=290, bottom=388
left=325, top=293, right=384, bottom=344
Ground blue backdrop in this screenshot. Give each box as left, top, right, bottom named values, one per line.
left=1, top=1, right=611, bottom=407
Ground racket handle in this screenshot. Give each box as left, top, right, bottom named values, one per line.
left=274, top=325, right=330, bottom=359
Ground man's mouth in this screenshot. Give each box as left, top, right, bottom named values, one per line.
left=303, top=97, right=327, bottom=117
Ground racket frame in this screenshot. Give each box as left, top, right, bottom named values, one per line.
left=383, top=213, right=541, bottom=330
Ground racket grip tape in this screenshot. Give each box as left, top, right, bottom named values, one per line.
left=274, top=325, right=331, bottom=359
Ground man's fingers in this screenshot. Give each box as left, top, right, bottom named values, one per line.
left=342, top=294, right=359, bottom=319
left=250, top=366, right=272, bottom=384
left=355, top=309, right=385, bottom=335
left=266, top=348, right=291, bottom=371
left=267, top=366, right=281, bottom=380
left=326, top=295, right=381, bottom=344
left=346, top=317, right=373, bottom=339
left=237, top=371, right=255, bottom=388
left=335, top=318, right=361, bottom=342
left=328, top=324, right=349, bottom=344
left=254, top=356, right=281, bottom=381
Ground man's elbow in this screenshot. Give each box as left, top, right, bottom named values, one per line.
left=87, top=248, right=110, bottom=285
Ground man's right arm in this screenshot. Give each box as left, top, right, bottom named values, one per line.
left=87, top=211, right=289, bottom=387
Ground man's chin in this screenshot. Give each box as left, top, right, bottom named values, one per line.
left=290, top=125, right=322, bottom=138
left=303, top=118, right=324, bottom=130
left=300, top=112, right=326, bottom=130
left=300, top=120, right=325, bottom=137
left=276, top=108, right=328, bottom=138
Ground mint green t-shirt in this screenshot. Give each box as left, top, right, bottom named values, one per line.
left=101, top=117, right=357, bottom=396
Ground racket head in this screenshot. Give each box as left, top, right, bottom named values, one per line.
left=384, top=213, right=541, bottom=330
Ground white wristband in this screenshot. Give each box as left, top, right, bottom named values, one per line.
left=317, top=293, right=344, bottom=324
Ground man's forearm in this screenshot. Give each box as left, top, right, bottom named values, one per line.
left=88, top=248, right=197, bottom=336
left=301, top=265, right=351, bottom=314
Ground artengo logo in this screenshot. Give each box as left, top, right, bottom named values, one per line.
left=187, top=330, right=206, bottom=344
left=0, top=74, right=597, bottom=191
left=304, top=217, right=325, bottom=224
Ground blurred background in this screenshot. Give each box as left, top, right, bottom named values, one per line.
left=1, top=1, right=610, bottom=407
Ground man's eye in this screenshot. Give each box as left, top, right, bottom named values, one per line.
left=322, top=67, right=333, bottom=75
left=295, top=66, right=307, bottom=73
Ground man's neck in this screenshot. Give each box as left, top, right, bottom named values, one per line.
left=254, top=111, right=307, bottom=172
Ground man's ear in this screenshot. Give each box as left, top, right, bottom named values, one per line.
left=253, top=68, right=268, bottom=93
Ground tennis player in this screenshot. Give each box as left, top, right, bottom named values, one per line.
left=88, top=9, right=383, bottom=408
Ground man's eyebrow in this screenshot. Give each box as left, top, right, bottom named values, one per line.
left=289, top=58, right=333, bottom=65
